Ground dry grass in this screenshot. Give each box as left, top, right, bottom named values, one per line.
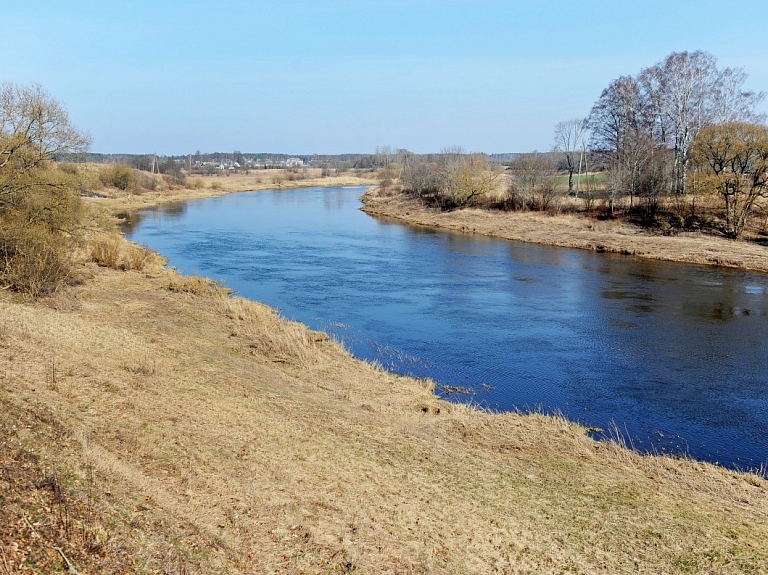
left=0, top=245, right=767, bottom=573
left=91, top=234, right=165, bottom=273
left=80, top=165, right=379, bottom=213
left=361, top=189, right=768, bottom=273
left=219, top=296, right=331, bottom=368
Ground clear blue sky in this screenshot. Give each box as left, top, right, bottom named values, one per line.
left=4, top=1, right=767, bottom=155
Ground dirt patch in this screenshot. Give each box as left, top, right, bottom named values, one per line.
left=0, top=399, right=136, bottom=574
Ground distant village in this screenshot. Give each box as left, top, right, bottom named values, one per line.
left=81, top=152, right=378, bottom=175
left=195, top=156, right=305, bottom=173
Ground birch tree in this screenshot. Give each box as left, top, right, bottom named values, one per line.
left=588, top=76, right=655, bottom=213
left=640, top=51, right=763, bottom=195
left=652, top=51, right=719, bottom=195
left=553, top=118, right=587, bottom=196
left=588, top=51, right=765, bottom=211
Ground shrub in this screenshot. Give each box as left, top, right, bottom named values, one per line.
left=100, top=164, right=137, bottom=191
left=90, top=236, right=122, bottom=269
left=500, top=182, right=526, bottom=211
left=0, top=220, right=72, bottom=298
left=58, top=162, right=79, bottom=176
left=0, top=83, right=89, bottom=298
left=137, top=172, right=158, bottom=191
left=271, top=173, right=285, bottom=186
left=122, top=244, right=154, bottom=271
left=530, top=182, right=558, bottom=212
left=91, top=235, right=157, bottom=271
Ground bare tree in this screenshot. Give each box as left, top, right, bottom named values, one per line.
left=588, top=51, right=765, bottom=223
left=401, top=148, right=500, bottom=209
left=442, top=153, right=500, bottom=208
left=653, top=51, right=719, bottom=195
left=588, top=76, right=655, bottom=213
left=690, top=121, right=768, bottom=237
left=553, top=118, right=587, bottom=196
left=509, top=152, right=558, bottom=211
left=402, top=160, right=443, bottom=203
left=642, top=51, right=764, bottom=195
left=0, top=83, right=90, bottom=205
left=438, top=145, right=466, bottom=173
left=0, top=83, right=90, bottom=296
left=375, top=145, right=393, bottom=169
left=711, top=67, right=766, bottom=124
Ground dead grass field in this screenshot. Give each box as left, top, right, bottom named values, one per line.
left=87, top=167, right=378, bottom=213
left=361, top=189, right=768, bottom=273
left=1, top=181, right=767, bottom=573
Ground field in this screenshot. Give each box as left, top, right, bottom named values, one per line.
left=86, top=166, right=380, bottom=213
left=1, top=177, right=767, bottom=573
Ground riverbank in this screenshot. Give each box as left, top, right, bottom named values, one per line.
left=92, top=168, right=380, bottom=213
left=361, top=189, right=768, bottom=273
left=1, top=186, right=767, bottom=573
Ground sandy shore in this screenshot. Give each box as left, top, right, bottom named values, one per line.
left=361, top=190, right=768, bottom=273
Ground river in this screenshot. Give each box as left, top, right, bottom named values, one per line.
left=124, top=186, right=768, bottom=472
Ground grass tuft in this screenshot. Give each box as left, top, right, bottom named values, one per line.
left=220, top=297, right=330, bottom=368
left=91, top=234, right=162, bottom=272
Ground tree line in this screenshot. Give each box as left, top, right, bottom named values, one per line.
left=580, top=50, right=766, bottom=236
left=2, top=51, right=766, bottom=298
left=386, top=50, right=768, bottom=239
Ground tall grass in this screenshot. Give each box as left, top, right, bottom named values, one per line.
left=91, top=234, right=162, bottom=272
left=219, top=296, right=330, bottom=368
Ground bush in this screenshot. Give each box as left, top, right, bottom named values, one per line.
left=91, top=235, right=157, bottom=271
left=271, top=173, right=285, bottom=186
left=530, top=182, right=558, bottom=212
left=137, top=172, right=158, bottom=191
left=90, top=235, right=122, bottom=269
left=0, top=220, right=72, bottom=298
left=100, top=164, right=137, bottom=191
left=0, top=83, right=89, bottom=298
left=500, top=182, right=527, bottom=211
left=58, top=163, right=79, bottom=176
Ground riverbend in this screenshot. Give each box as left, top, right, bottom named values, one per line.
left=126, top=186, right=768, bottom=471
left=1, top=183, right=766, bottom=573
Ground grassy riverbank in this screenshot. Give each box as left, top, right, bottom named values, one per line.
left=1, top=182, right=767, bottom=573
left=89, top=167, right=380, bottom=213
left=361, top=188, right=768, bottom=273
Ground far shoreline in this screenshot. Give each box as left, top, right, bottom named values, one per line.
left=360, top=188, right=768, bottom=274
left=87, top=169, right=379, bottom=214
left=97, top=174, right=768, bottom=274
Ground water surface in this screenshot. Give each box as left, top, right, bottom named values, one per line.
left=125, top=186, right=768, bottom=472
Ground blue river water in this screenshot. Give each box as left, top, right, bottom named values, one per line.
left=124, top=186, right=768, bottom=472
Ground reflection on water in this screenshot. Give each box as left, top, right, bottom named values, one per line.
left=125, top=186, right=768, bottom=473
left=121, top=201, right=188, bottom=233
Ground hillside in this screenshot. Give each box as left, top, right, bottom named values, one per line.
left=1, top=184, right=767, bottom=573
